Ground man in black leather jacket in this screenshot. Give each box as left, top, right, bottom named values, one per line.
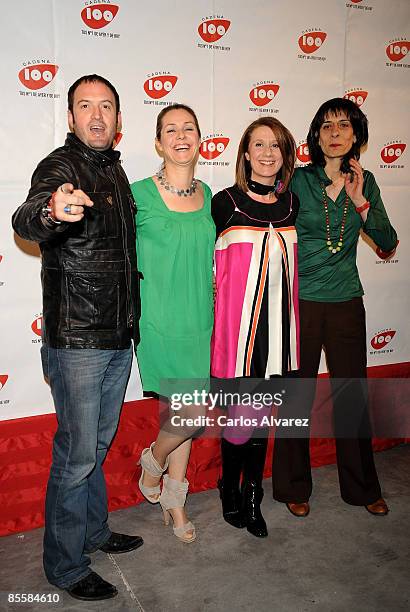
left=12, top=75, right=142, bottom=602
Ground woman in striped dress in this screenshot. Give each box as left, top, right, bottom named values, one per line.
left=211, top=117, right=299, bottom=537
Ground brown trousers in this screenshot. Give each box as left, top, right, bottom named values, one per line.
left=272, top=298, right=382, bottom=505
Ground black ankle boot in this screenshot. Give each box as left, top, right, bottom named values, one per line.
left=218, top=438, right=246, bottom=529
left=241, top=481, right=268, bottom=537
left=242, top=435, right=268, bottom=537
left=218, top=478, right=245, bottom=529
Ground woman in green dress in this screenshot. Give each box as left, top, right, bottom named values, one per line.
left=131, top=104, right=214, bottom=543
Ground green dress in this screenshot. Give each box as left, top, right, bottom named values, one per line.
left=131, top=177, right=215, bottom=396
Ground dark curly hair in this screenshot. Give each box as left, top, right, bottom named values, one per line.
left=307, top=97, right=368, bottom=167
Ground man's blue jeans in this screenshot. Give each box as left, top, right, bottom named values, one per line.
left=41, top=345, right=133, bottom=588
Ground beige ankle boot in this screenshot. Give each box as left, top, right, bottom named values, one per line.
left=159, top=475, right=196, bottom=543
left=138, top=443, right=169, bottom=503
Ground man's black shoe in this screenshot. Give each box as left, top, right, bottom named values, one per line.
left=66, top=571, right=118, bottom=601
left=99, top=532, right=144, bottom=554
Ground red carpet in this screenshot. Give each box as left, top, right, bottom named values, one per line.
left=0, top=362, right=408, bottom=536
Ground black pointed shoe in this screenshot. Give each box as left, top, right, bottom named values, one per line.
left=242, top=481, right=268, bottom=538
left=99, top=532, right=144, bottom=554
left=218, top=478, right=246, bottom=529
left=66, top=571, right=118, bottom=601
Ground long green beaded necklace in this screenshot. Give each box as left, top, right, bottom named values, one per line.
left=320, top=183, right=349, bottom=254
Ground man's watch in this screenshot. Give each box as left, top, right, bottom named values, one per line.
left=41, top=193, right=61, bottom=225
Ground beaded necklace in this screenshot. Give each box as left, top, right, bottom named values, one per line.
left=320, top=183, right=349, bottom=254
left=157, top=168, right=197, bottom=197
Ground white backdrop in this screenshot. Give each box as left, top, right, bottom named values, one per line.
left=0, top=0, right=409, bottom=420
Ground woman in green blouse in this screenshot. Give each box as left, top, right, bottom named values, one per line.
left=131, top=104, right=214, bottom=543
left=272, top=98, right=397, bottom=517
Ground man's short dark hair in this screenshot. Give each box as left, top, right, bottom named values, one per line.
left=67, top=74, right=120, bottom=114
left=307, top=97, right=368, bottom=166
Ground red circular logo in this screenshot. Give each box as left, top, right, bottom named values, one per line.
left=343, top=90, right=368, bottom=107
left=200, top=137, right=229, bottom=160
left=370, top=330, right=396, bottom=350
left=298, top=31, right=327, bottom=54
left=198, top=19, right=230, bottom=43
left=143, top=75, right=178, bottom=100
left=81, top=4, right=119, bottom=29
left=386, top=41, right=410, bottom=62
left=380, top=143, right=406, bottom=163
left=249, top=84, right=279, bottom=107
left=296, top=142, right=311, bottom=163
left=31, top=316, right=43, bottom=337
left=18, top=64, right=58, bottom=91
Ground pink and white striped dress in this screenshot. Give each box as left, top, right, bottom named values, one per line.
left=211, top=186, right=300, bottom=379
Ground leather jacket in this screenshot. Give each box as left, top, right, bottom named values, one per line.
left=12, top=133, right=140, bottom=349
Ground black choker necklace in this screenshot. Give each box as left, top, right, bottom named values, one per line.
left=247, top=179, right=277, bottom=196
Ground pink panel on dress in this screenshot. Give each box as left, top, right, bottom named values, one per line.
left=211, top=242, right=253, bottom=378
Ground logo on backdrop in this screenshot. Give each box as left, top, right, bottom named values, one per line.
left=0, top=374, right=10, bottom=406
left=379, top=140, right=406, bottom=169
left=296, top=141, right=311, bottom=166
left=298, top=29, right=327, bottom=61
left=199, top=135, right=230, bottom=167
left=385, top=39, right=410, bottom=68
left=346, top=0, right=373, bottom=11
left=31, top=314, right=43, bottom=344
left=81, top=3, right=119, bottom=28
left=343, top=89, right=368, bottom=107
left=143, top=72, right=178, bottom=107
left=370, top=329, right=396, bottom=354
left=375, top=252, right=399, bottom=266
left=18, top=61, right=60, bottom=99
left=113, top=132, right=122, bottom=147
left=0, top=375, right=8, bottom=390
left=144, top=74, right=178, bottom=100
left=197, top=15, right=231, bottom=51
left=248, top=82, right=280, bottom=114
left=80, top=2, right=121, bottom=38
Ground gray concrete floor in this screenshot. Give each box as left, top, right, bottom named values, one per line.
left=0, top=445, right=409, bottom=612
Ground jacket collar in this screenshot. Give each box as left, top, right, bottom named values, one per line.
left=312, top=164, right=332, bottom=186
left=65, top=132, right=121, bottom=168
